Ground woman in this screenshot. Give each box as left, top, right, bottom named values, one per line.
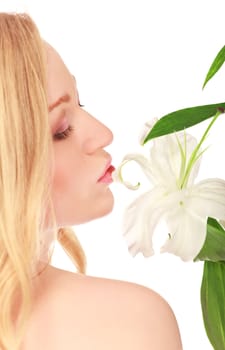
left=0, top=12, right=182, bottom=350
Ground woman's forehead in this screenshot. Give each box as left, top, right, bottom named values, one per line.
left=45, top=44, right=76, bottom=106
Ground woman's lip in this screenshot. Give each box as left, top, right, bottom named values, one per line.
left=98, top=164, right=115, bottom=183
left=98, top=159, right=112, bottom=179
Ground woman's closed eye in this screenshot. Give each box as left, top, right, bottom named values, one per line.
left=53, top=125, right=74, bottom=141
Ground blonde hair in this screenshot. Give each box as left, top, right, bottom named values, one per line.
left=0, top=13, right=86, bottom=350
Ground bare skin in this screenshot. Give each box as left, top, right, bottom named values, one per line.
left=21, top=44, right=183, bottom=349
left=22, top=264, right=182, bottom=350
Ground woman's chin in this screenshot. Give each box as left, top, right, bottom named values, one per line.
left=90, top=189, right=115, bottom=221
left=87, top=189, right=115, bottom=222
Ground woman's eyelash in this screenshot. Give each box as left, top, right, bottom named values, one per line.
left=53, top=100, right=82, bottom=141
left=53, top=125, right=74, bottom=141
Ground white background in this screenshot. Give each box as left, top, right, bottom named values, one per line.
left=2, top=1, right=225, bottom=349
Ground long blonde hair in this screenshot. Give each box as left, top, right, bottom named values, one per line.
left=0, top=13, right=86, bottom=350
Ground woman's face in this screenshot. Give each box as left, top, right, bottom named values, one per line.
left=46, top=44, right=114, bottom=226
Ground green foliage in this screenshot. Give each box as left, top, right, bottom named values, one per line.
left=195, top=218, right=225, bottom=262
left=203, top=45, right=225, bottom=89
left=143, top=103, right=225, bottom=143
left=201, top=261, right=225, bottom=350
left=197, top=219, right=225, bottom=350
left=144, top=44, right=225, bottom=144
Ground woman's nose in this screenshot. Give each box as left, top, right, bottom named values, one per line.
left=82, top=113, right=113, bottom=154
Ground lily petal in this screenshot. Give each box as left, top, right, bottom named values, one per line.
left=160, top=179, right=225, bottom=261
left=114, top=153, right=154, bottom=187
left=161, top=210, right=207, bottom=261
left=123, top=186, right=167, bottom=257
left=112, top=159, right=140, bottom=190
left=149, top=132, right=199, bottom=189
left=189, top=179, right=225, bottom=219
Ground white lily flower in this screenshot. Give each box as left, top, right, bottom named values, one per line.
left=114, top=122, right=225, bottom=261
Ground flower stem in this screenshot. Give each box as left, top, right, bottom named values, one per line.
left=181, top=110, right=223, bottom=188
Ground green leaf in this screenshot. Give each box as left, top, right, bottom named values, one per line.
left=197, top=219, right=225, bottom=348
left=143, top=103, right=225, bottom=143
left=195, top=218, right=225, bottom=262
left=201, top=261, right=225, bottom=350
left=203, top=45, right=225, bottom=89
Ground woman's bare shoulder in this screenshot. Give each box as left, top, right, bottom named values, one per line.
left=27, top=264, right=182, bottom=350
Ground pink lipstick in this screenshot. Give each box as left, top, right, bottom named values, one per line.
left=98, top=164, right=115, bottom=184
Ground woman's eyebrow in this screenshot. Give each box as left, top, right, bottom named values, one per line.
left=48, top=93, right=71, bottom=112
